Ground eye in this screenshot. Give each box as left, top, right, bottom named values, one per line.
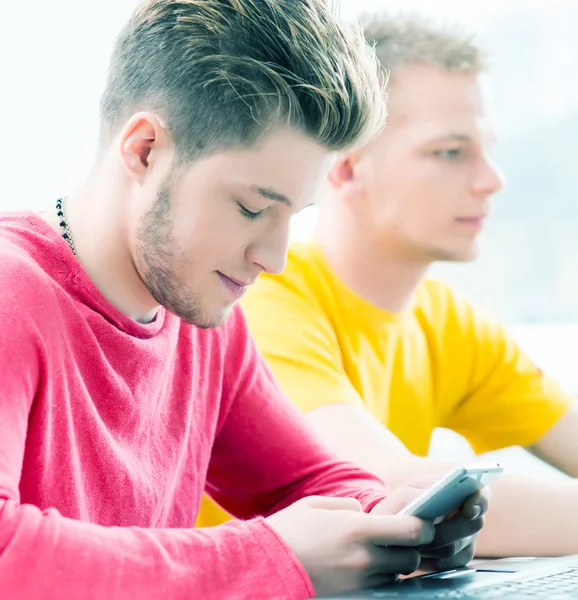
left=237, top=202, right=263, bottom=221
left=435, top=148, right=465, bottom=160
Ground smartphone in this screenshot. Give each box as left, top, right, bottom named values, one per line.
left=398, top=462, right=503, bottom=520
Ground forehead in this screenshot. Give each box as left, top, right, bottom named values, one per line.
left=176, top=127, right=333, bottom=207
left=383, top=64, right=495, bottom=142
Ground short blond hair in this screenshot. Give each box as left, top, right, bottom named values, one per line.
left=99, top=0, right=386, bottom=159
left=360, top=11, right=489, bottom=73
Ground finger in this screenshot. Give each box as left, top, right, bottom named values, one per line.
left=365, top=546, right=421, bottom=577
left=357, top=514, right=435, bottom=547
left=421, top=538, right=465, bottom=559
left=421, top=537, right=479, bottom=560
left=462, top=488, right=490, bottom=520
left=363, top=572, right=398, bottom=589
left=429, top=541, right=476, bottom=572
left=372, top=487, right=426, bottom=516
left=400, top=466, right=458, bottom=491
left=420, top=515, right=483, bottom=552
left=298, top=496, right=363, bottom=512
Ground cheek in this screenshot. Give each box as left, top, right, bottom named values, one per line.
left=372, top=168, right=428, bottom=224
left=373, top=155, right=430, bottom=203
left=394, top=165, right=456, bottom=218
left=171, top=199, right=225, bottom=243
left=182, top=211, right=256, bottom=266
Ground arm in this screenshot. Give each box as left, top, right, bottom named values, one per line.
left=528, top=403, right=578, bottom=477
left=305, top=403, right=454, bottom=489
left=441, top=295, right=573, bottom=456
left=241, top=270, right=578, bottom=556
left=0, top=502, right=314, bottom=599
left=202, top=314, right=483, bottom=592
left=474, top=404, right=578, bottom=558
left=203, top=307, right=389, bottom=519
left=0, top=255, right=313, bottom=600
left=307, top=402, right=578, bottom=557
left=437, top=298, right=578, bottom=555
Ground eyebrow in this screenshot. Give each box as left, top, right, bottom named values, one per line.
left=427, top=131, right=498, bottom=145
left=249, top=185, right=292, bottom=206
left=428, top=134, right=473, bottom=144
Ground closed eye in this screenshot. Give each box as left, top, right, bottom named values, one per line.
left=237, top=201, right=263, bottom=221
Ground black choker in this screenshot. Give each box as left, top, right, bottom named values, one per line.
left=56, top=197, right=77, bottom=256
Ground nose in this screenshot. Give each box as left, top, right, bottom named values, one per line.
left=247, top=220, right=290, bottom=275
left=473, top=152, right=505, bottom=197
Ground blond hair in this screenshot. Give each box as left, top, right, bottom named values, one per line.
left=360, top=11, right=488, bottom=74
left=99, top=0, right=386, bottom=159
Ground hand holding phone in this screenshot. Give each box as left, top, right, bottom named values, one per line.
left=399, top=462, right=503, bottom=520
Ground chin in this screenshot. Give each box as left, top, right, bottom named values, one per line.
left=197, top=305, right=235, bottom=329
left=171, top=303, right=233, bottom=329
left=212, top=305, right=235, bottom=328
left=432, top=244, right=480, bottom=263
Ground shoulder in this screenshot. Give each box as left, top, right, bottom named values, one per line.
left=414, top=279, right=480, bottom=333
left=0, top=235, right=65, bottom=371
left=0, top=212, right=66, bottom=311
left=0, top=235, right=59, bottom=312
left=415, top=278, right=505, bottom=342
left=0, top=214, right=73, bottom=354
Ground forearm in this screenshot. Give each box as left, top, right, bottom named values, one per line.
left=304, top=405, right=454, bottom=491
left=374, top=455, right=457, bottom=490
left=208, top=447, right=390, bottom=518
left=311, top=438, right=578, bottom=558
left=303, top=405, right=578, bottom=558
left=476, top=475, right=578, bottom=557
left=310, top=427, right=578, bottom=558
left=264, top=460, right=390, bottom=515
left=0, top=499, right=313, bottom=599
left=207, top=379, right=389, bottom=518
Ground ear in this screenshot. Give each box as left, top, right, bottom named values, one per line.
left=118, top=112, right=171, bottom=183
left=327, top=150, right=365, bottom=203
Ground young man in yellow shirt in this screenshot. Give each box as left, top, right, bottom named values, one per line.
left=197, top=12, right=578, bottom=556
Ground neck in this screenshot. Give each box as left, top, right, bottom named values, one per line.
left=41, top=160, right=159, bottom=323
left=315, top=203, right=430, bottom=314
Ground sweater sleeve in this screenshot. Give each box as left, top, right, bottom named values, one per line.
left=0, top=245, right=314, bottom=600
left=0, top=500, right=314, bottom=599
left=205, top=307, right=389, bottom=519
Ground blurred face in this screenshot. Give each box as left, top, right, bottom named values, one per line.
left=352, top=64, right=504, bottom=262
left=125, top=126, right=330, bottom=328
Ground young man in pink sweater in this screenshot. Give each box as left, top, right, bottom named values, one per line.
left=0, top=1, right=485, bottom=597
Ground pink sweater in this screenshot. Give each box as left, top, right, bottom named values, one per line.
left=0, top=213, right=388, bottom=599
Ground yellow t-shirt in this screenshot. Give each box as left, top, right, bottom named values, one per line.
left=196, top=241, right=573, bottom=527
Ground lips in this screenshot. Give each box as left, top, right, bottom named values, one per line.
left=456, top=216, right=487, bottom=227
left=217, top=272, right=253, bottom=300
left=221, top=274, right=252, bottom=287
left=456, top=215, right=486, bottom=222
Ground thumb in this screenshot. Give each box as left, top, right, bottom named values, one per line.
left=462, top=488, right=490, bottom=519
